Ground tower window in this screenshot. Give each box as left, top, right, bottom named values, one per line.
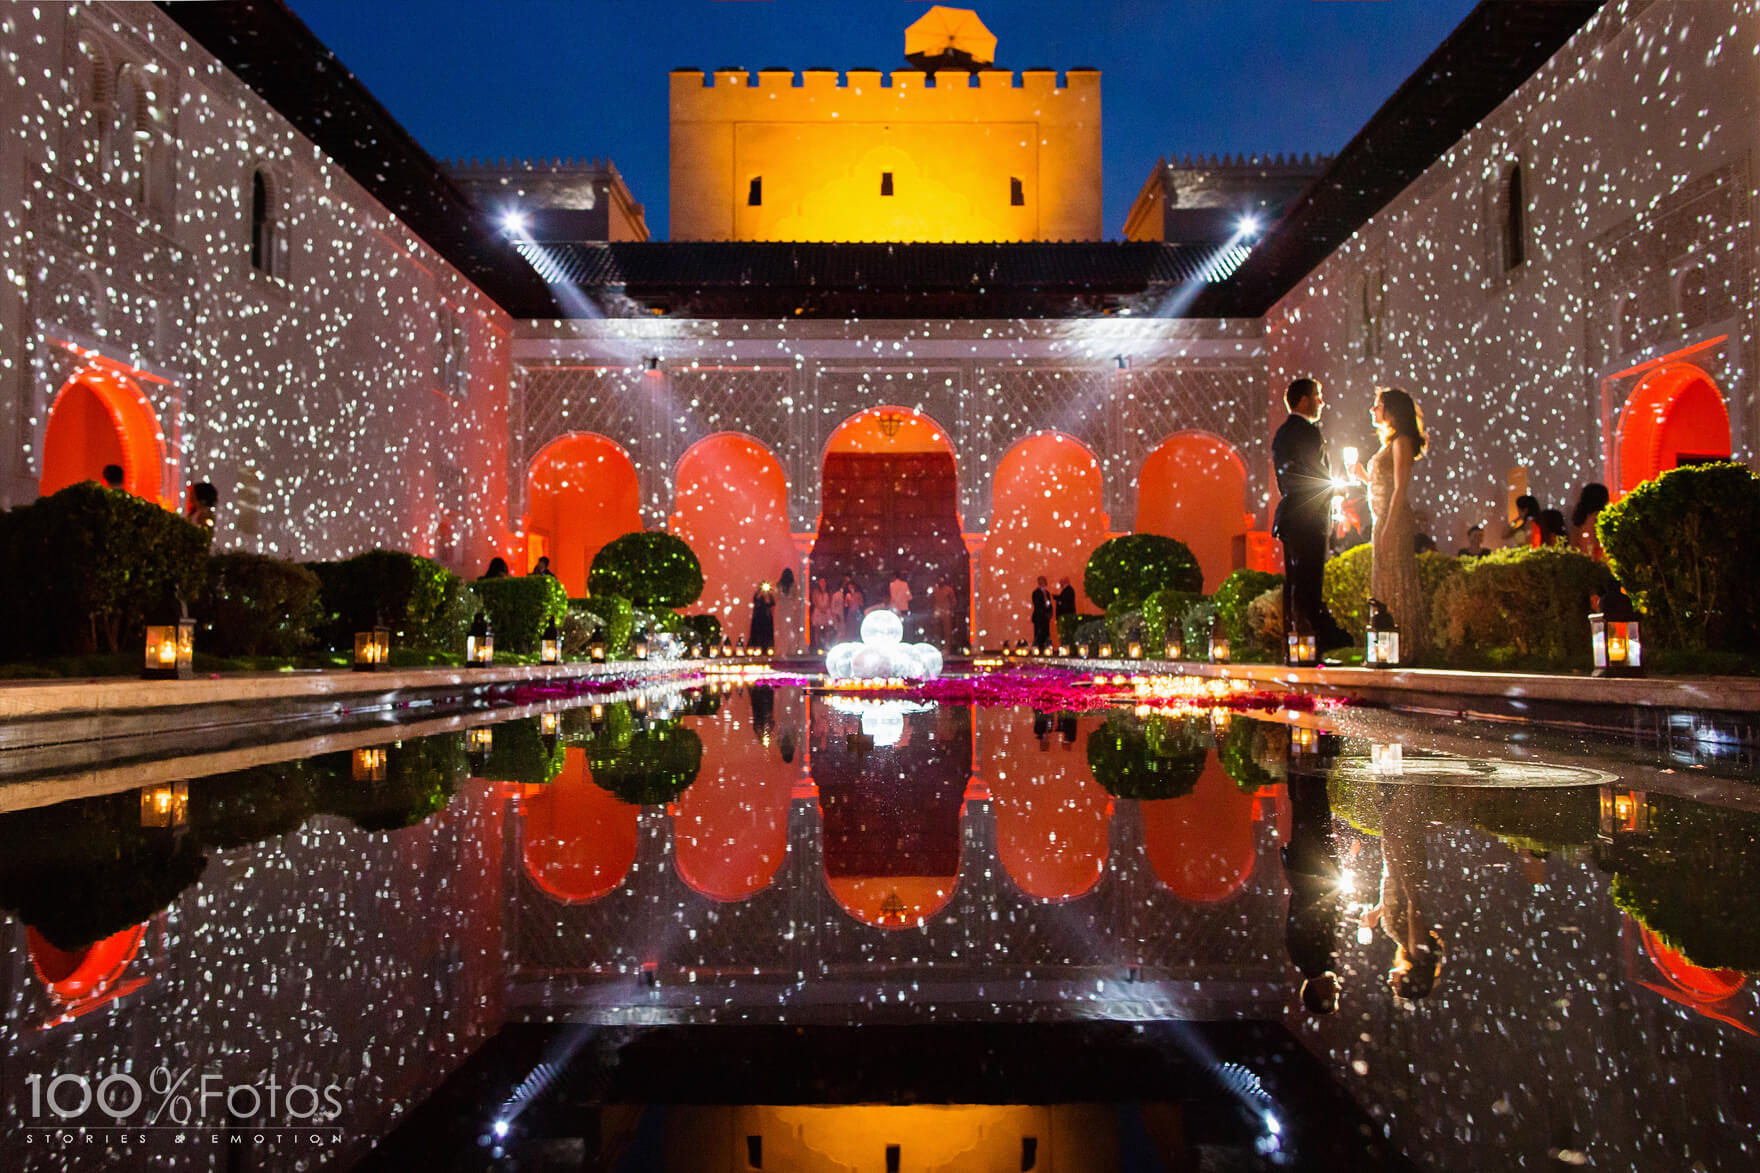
left=747, top=176, right=762, bottom=206
left=880, top=171, right=894, bottom=197
left=1010, top=176, right=1025, bottom=206
left=1503, top=163, right=1526, bottom=271
left=250, top=169, right=277, bottom=276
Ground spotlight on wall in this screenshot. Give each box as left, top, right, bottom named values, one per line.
left=500, top=209, right=529, bottom=238
left=1236, top=213, right=1262, bottom=238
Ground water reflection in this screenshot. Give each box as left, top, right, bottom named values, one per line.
left=2, top=691, right=1758, bottom=1169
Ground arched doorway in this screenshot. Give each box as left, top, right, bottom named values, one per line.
left=813, top=407, right=969, bottom=646
left=1616, top=363, right=1733, bottom=494
left=525, top=433, right=641, bottom=597
left=27, top=923, right=149, bottom=1010
left=977, top=432, right=1108, bottom=646
left=671, top=434, right=801, bottom=653
left=1137, top=432, right=1250, bottom=592
left=38, top=368, right=165, bottom=501
left=672, top=688, right=799, bottom=902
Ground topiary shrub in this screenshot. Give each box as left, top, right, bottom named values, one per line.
left=1610, top=794, right=1760, bottom=972
left=1244, top=587, right=1284, bottom=660
left=588, top=531, right=704, bottom=609
left=1214, top=569, right=1283, bottom=661
left=1105, top=601, right=1145, bottom=649
left=471, top=574, right=568, bottom=654
left=198, top=551, right=322, bottom=657
left=0, top=482, right=209, bottom=657
left=1177, top=595, right=1219, bottom=654
left=681, top=613, right=722, bottom=648
left=315, top=733, right=464, bottom=833
left=1086, top=711, right=1207, bottom=800
left=1084, top=534, right=1203, bottom=610
left=1056, top=611, right=1105, bottom=648
left=307, top=549, right=474, bottom=654
left=478, top=718, right=566, bottom=786
left=1599, top=462, right=1760, bottom=653
left=1141, top=588, right=1203, bottom=648
left=585, top=705, right=703, bottom=804
left=1322, top=544, right=1461, bottom=646
left=1428, top=546, right=1614, bottom=669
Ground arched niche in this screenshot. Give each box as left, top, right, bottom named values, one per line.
left=672, top=688, right=799, bottom=902
left=1136, top=431, right=1250, bottom=592
left=39, top=368, right=166, bottom=502
left=1616, top=363, right=1733, bottom=493
left=525, top=433, right=641, bottom=597
left=981, top=708, right=1110, bottom=903
left=1140, top=754, right=1257, bottom=904
left=671, top=433, right=800, bottom=652
left=521, top=748, right=638, bottom=905
left=977, top=432, right=1107, bottom=646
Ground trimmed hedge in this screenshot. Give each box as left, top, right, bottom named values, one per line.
left=306, top=549, right=475, bottom=654
left=1429, top=546, right=1614, bottom=669
left=198, top=551, right=322, bottom=657
left=1084, top=534, right=1203, bottom=610
left=681, top=612, right=722, bottom=648
left=1140, top=588, right=1203, bottom=650
left=472, top=575, right=568, bottom=654
left=1599, top=462, right=1760, bottom=652
left=1322, top=544, right=1461, bottom=644
left=588, top=531, right=704, bottom=609
left=0, top=482, right=209, bottom=657
left=1214, top=569, right=1283, bottom=662
left=316, top=733, right=464, bottom=832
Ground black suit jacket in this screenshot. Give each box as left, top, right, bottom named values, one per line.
left=1031, top=587, right=1053, bottom=621
left=1055, top=585, right=1077, bottom=618
left=1271, top=413, right=1333, bottom=540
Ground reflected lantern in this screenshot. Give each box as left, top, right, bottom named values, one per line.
left=139, top=781, right=189, bottom=828
left=1589, top=589, right=1643, bottom=677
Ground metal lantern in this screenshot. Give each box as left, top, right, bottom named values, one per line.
left=1057, top=643, right=1071, bottom=657
left=143, top=601, right=196, bottom=680
left=353, top=623, right=391, bottom=672
left=1370, top=742, right=1404, bottom=776
left=1098, top=642, right=1114, bottom=659
left=1290, top=724, right=1318, bottom=756
left=1208, top=614, right=1230, bottom=664
left=1365, top=599, right=1399, bottom=669
left=466, top=611, right=494, bottom=667
left=1163, top=634, right=1183, bottom=661
left=1589, top=589, right=1643, bottom=678
left=352, top=746, right=388, bottom=782
left=633, top=634, right=650, bottom=661
left=139, top=781, right=189, bottom=828
left=1597, top=786, right=1650, bottom=841
left=1075, top=642, right=1090, bottom=659
left=590, top=628, right=607, bottom=663
left=466, top=725, right=493, bottom=771
left=540, top=618, right=561, bottom=664
left=539, top=711, right=559, bottom=737
left=1286, top=617, right=1317, bottom=668
left=1128, top=641, right=1143, bottom=659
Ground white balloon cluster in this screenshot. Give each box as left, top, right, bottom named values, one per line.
left=824, top=610, right=945, bottom=681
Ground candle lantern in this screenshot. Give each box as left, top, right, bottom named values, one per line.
left=1286, top=617, right=1317, bottom=668
left=633, top=634, right=650, bottom=661
left=1076, top=642, right=1090, bottom=659
left=1370, top=742, right=1404, bottom=776
left=466, top=726, right=493, bottom=772
left=1208, top=613, right=1230, bottom=664
left=1589, top=589, right=1643, bottom=677
left=143, top=599, right=196, bottom=680
left=1163, top=633, right=1183, bottom=661
left=353, top=623, right=391, bottom=672
left=1098, top=642, right=1114, bottom=659
left=352, top=746, right=388, bottom=782
left=690, top=642, right=704, bottom=659
left=139, top=781, right=189, bottom=828
left=737, top=636, right=748, bottom=657
left=539, top=711, right=559, bottom=737
left=1128, top=641, right=1143, bottom=659
left=540, top=618, right=561, bottom=664
left=466, top=611, right=494, bottom=667
left=1057, top=643, right=1071, bottom=657
left=1365, top=599, right=1400, bottom=668
left=1290, top=724, right=1318, bottom=756
left=589, top=628, right=607, bottom=663
left=1597, top=785, right=1651, bottom=840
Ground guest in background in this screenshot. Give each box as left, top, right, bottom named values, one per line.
left=888, top=569, right=912, bottom=616
left=1413, top=532, right=1437, bottom=554
left=1538, top=508, right=1568, bottom=547
left=810, top=577, right=833, bottom=649
left=186, top=482, right=218, bottom=534
left=529, top=555, right=555, bottom=578
left=1500, top=494, right=1542, bottom=549
left=932, top=575, right=957, bottom=648
left=749, top=582, right=777, bottom=650
left=1570, top=482, right=1610, bottom=560
left=102, top=464, right=125, bottom=490
left=1030, top=575, right=1054, bottom=649
left=482, top=557, right=511, bottom=579
left=1457, top=525, right=1491, bottom=558
left=1055, top=577, right=1077, bottom=630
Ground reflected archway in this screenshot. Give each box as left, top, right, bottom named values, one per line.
left=521, top=748, right=639, bottom=904
left=27, top=922, right=148, bottom=1009
left=1137, top=431, right=1249, bottom=592
left=1140, top=754, right=1257, bottom=903
left=1616, top=363, right=1732, bottom=494
left=672, top=434, right=801, bottom=653
left=978, top=432, right=1108, bottom=646
left=39, top=368, right=166, bottom=501
left=813, top=407, right=969, bottom=645
left=982, top=709, right=1111, bottom=902
left=525, top=433, right=641, bottom=597
left=673, top=688, right=800, bottom=902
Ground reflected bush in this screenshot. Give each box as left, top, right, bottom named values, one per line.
left=1468, top=787, right=1600, bottom=855
left=0, top=792, right=208, bottom=951
left=1218, top=717, right=1287, bottom=792
left=1610, top=794, right=1760, bottom=972
left=585, top=703, right=703, bottom=804
left=1086, top=711, right=1207, bottom=800
left=478, top=718, right=565, bottom=786
left=315, top=733, right=464, bottom=832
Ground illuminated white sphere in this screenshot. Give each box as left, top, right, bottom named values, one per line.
left=861, top=705, right=906, bottom=747
left=825, top=643, right=858, bottom=678
left=851, top=645, right=890, bottom=677
left=860, top=609, right=904, bottom=646
left=910, top=643, right=944, bottom=678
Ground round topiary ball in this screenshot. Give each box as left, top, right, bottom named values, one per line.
left=588, top=531, right=705, bottom=609
left=1084, top=534, right=1203, bottom=610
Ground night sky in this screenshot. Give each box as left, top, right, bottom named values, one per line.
left=284, top=0, right=1481, bottom=239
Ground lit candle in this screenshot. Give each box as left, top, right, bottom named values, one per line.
left=1342, top=446, right=1359, bottom=469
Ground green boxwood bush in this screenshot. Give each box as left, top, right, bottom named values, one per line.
left=1217, top=715, right=1287, bottom=792
left=315, top=733, right=464, bottom=832
left=1083, top=534, right=1203, bottom=610
left=588, top=531, right=704, bottom=608
left=586, top=704, right=703, bottom=804
left=471, top=574, right=568, bottom=654
left=306, top=549, right=474, bottom=654
left=0, top=482, right=209, bottom=657
left=1056, top=611, right=1105, bottom=648
left=198, top=551, right=322, bottom=657
left=1429, top=546, right=1614, bottom=669
left=1140, top=588, right=1203, bottom=649
left=1322, top=544, right=1461, bottom=644
left=1599, top=462, right=1760, bottom=653
left=1086, top=711, right=1207, bottom=800
left=681, top=613, right=722, bottom=648
left=1214, top=569, right=1283, bottom=661
left=1610, top=794, right=1760, bottom=972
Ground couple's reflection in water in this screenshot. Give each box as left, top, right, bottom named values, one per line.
left=1282, top=732, right=1444, bottom=1013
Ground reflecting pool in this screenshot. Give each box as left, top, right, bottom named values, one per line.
left=2, top=679, right=1757, bottom=1171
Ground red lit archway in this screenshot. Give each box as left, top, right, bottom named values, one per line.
left=27, top=923, right=148, bottom=1005
left=672, top=691, right=799, bottom=902
left=981, top=708, right=1111, bottom=902
left=1137, top=432, right=1250, bottom=592
left=1616, top=363, right=1732, bottom=494
left=1140, top=755, right=1257, bottom=903
left=39, top=368, right=166, bottom=502
left=525, top=434, right=641, bottom=597
left=672, top=434, right=801, bottom=653
left=521, top=748, right=639, bottom=904
left=813, top=407, right=970, bottom=645
left=1638, top=923, right=1746, bottom=1003
left=977, top=433, right=1108, bottom=646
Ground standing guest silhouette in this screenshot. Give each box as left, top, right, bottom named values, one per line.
left=1054, top=578, right=1077, bottom=632
left=101, top=464, right=125, bottom=490
left=1569, top=483, right=1610, bottom=560
left=1273, top=378, right=1349, bottom=658
left=186, top=482, right=218, bottom=535
left=1030, top=576, right=1054, bottom=649
left=749, top=582, right=777, bottom=651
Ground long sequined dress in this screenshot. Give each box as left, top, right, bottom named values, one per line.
left=1367, top=441, right=1428, bottom=661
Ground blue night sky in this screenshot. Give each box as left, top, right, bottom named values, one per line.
left=284, top=0, right=1481, bottom=239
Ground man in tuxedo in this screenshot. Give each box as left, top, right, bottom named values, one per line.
left=1272, top=378, right=1347, bottom=660
left=1283, top=731, right=1347, bottom=1013
left=1030, top=576, right=1053, bottom=649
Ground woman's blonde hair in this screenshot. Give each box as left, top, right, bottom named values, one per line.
left=1375, top=386, right=1427, bottom=457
